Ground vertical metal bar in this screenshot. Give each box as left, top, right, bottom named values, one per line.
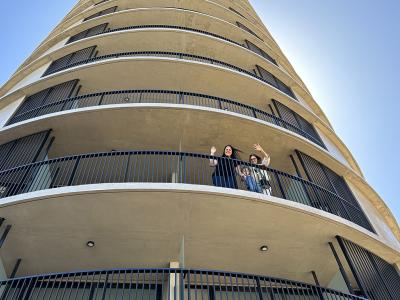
left=311, top=271, right=325, bottom=300
left=9, top=259, right=21, bottom=279
left=367, top=251, right=395, bottom=299
left=328, top=242, right=354, bottom=294
left=255, top=277, right=264, bottom=300
left=67, top=157, right=81, bottom=186
left=0, top=225, right=12, bottom=248
left=252, top=108, right=257, bottom=118
left=336, top=236, right=368, bottom=298
left=289, top=155, right=301, bottom=178
left=272, top=172, right=286, bottom=199
left=101, top=273, right=109, bottom=300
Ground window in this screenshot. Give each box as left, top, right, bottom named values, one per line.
left=67, top=23, right=108, bottom=44
left=83, top=6, right=117, bottom=22
left=43, top=46, right=97, bottom=76
left=256, top=66, right=296, bottom=99
left=229, top=7, right=246, bottom=19
left=236, top=22, right=263, bottom=41
left=245, top=40, right=277, bottom=65
left=272, top=100, right=325, bottom=148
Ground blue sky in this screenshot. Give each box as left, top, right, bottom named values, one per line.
left=249, top=0, right=400, bottom=223
left=0, top=1, right=399, bottom=222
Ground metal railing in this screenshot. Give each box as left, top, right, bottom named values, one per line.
left=43, top=50, right=295, bottom=100
left=0, top=268, right=366, bottom=300
left=0, top=151, right=372, bottom=231
left=7, top=90, right=324, bottom=148
left=66, top=23, right=277, bottom=66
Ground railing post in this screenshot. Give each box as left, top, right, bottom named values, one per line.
left=98, top=93, right=105, bottom=106
left=67, top=157, right=81, bottom=186
left=123, top=153, right=131, bottom=182
left=255, top=277, right=264, bottom=300
left=311, top=271, right=324, bottom=300
left=273, top=172, right=286, bottom=199
left=101, top=273, right=109, bottom=300
left=252, top=108, right=257, bottom=118
left=218, top=99, right=222, bottom=109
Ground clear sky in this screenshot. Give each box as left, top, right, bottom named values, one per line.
left=0, top=1, right=399, bottom=222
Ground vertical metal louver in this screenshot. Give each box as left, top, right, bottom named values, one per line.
left=0, top=131, right=51, bottom=172
left=7, top=80, right=79, bottom=125
left=67, top=23, right=108, bottom=44
left=0, top=131, right=53, bottom=198
left=296, top=150, right=374, bottom=231
left=245, top=40, right=277, bottom=65
left=257, top=66, right=297, bottom=99
left=83, top=6, right=117, bottom=22
left=42, top=46, right=97, bottom=76
left=236, top=22, right=263, bottom=41
left=337, top=236, right=400, bottom=300
left=272, top=100, right=325, bottom=148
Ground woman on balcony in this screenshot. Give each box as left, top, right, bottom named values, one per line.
left=209, top=145, right=242, bottom=189
left=245, top=143, right=272, bottom=195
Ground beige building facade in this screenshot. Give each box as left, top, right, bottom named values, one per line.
left=0, top=0, right=398, bottom=299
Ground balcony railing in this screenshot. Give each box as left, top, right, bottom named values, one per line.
left=0, top=268, right=366, bottom=300
left=42, top=50, right=296, bottom=100
left=7, top=90, right=325, bottom=148
left=0, top=151, right=372, bottom=231
left=66, top=22, right=278, bottom=67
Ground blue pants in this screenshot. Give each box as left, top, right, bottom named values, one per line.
left=245, top=176, right=262, bottom=193
left=212, top=175, right=237, bottom=189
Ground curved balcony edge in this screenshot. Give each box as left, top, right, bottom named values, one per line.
left=0, top=268, right=366, bottom=300
left=0, top=54, right=377, bottom=183
left=0, top=150, right=374, bottom=232
left=6, top=8, right=298, bottom=100
left=4, top=89, right=325, bottom=149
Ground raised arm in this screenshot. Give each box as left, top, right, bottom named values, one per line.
left=254, top=143, right=271, bottom=167
left=209, top=146, right=218, bottom=167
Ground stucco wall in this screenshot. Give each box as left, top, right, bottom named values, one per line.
left=347, top=180, right=400, bottom=251
left=39, top=37, right=69, bottom=59
left=315, top=126, right=351, bottom=168
left=6, top=62, right=52, bottom=96
left=0, top=97, right=24, bottom=128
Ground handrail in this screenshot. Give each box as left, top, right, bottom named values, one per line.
left=0, top=268, right=366, bottom=299
left=43, top=50, right=295, bottom=100
left=0, top=150, right=372, bottom=231
left=66, top=23, right=278, bottom=66
left=7, top=90, right=324, bottom=148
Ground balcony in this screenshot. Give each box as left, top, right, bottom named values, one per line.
left=0, top=268, right=365, bottom=300
left=40, top=50, right=296, bottom=101
left=6, top=90, right=324, bottom=149
left=0, top=150, right=372, bottom=231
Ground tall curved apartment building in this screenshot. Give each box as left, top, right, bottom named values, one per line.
left=0, top=0, right=399, bottom=299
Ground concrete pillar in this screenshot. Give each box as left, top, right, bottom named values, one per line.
left=169, top=262, right=181, bottom=300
